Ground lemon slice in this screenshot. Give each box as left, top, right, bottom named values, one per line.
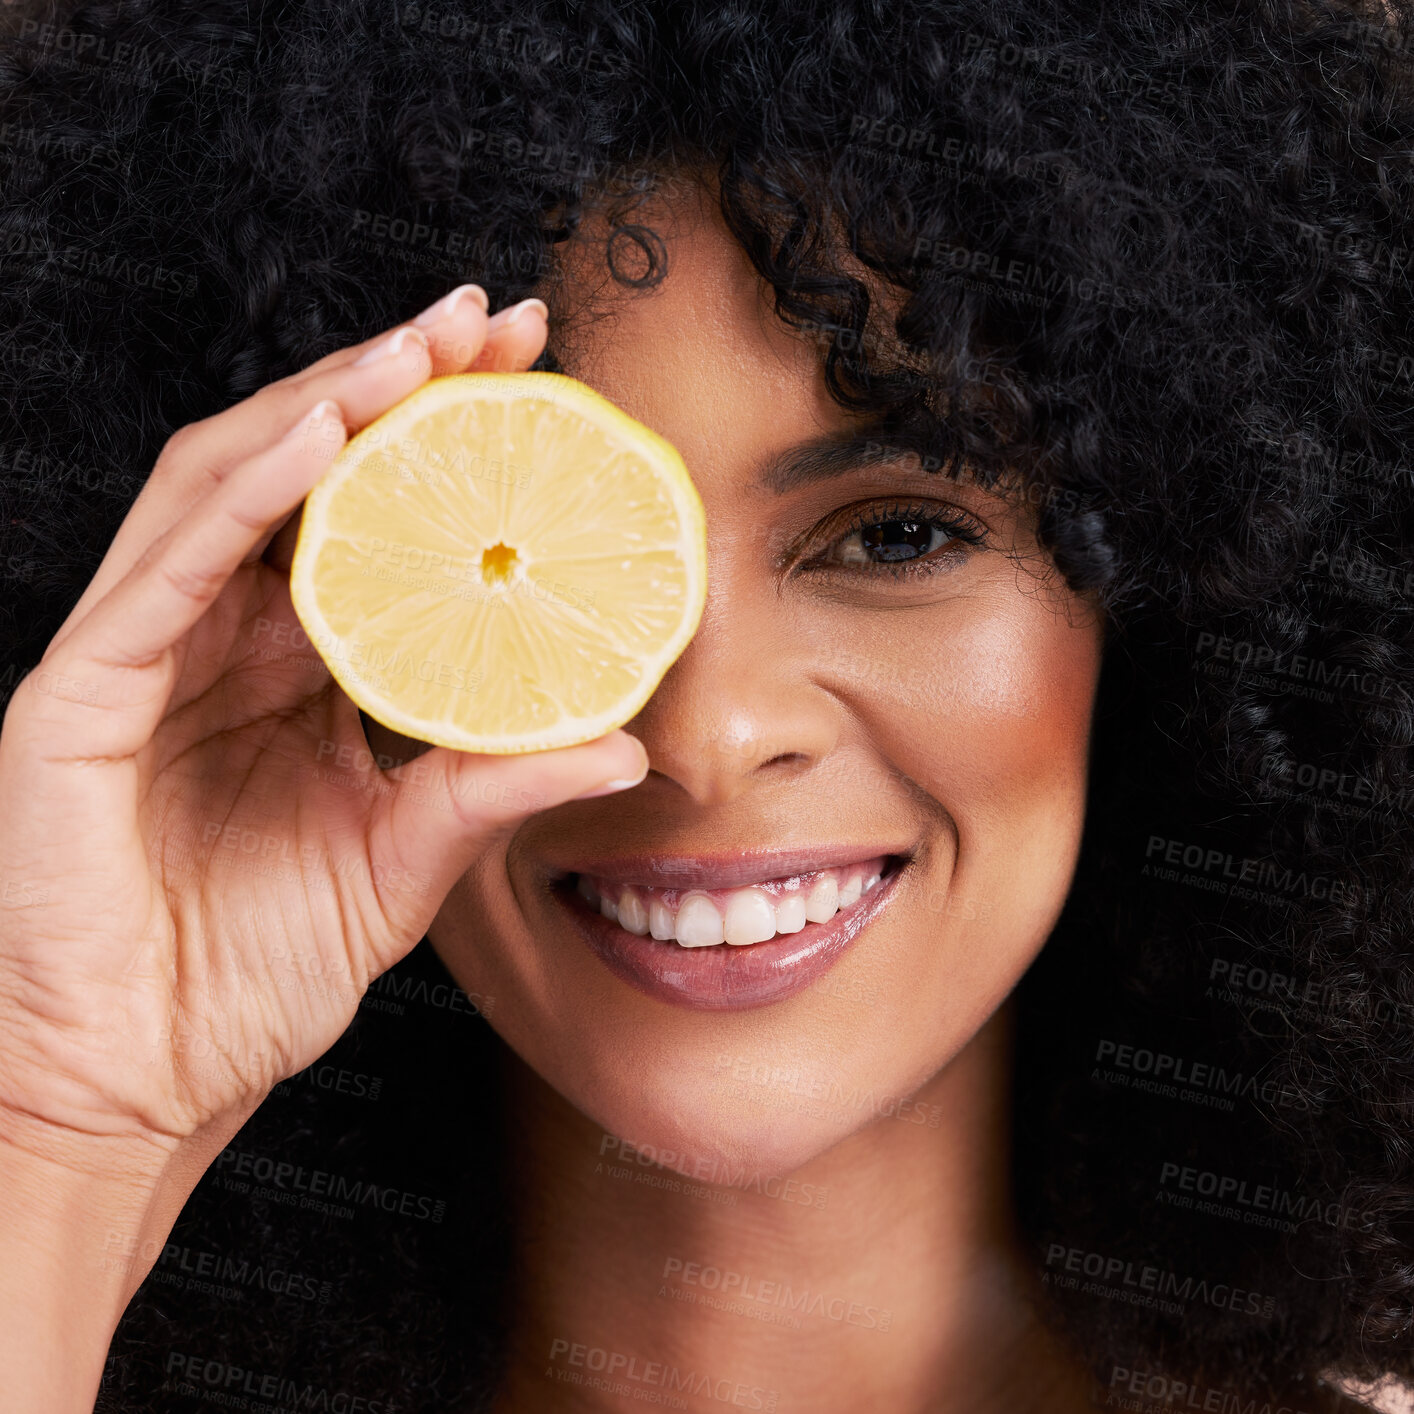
left=289, top=371, right=708, bottom=754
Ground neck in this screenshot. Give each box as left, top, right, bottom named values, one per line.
left=492, top=1002, right=1095, bottom=1414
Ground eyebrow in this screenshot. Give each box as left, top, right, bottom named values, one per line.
left=753, top=428, right=947, bottom=494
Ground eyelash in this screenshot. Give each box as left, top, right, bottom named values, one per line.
left=800, top=499, right=989, bottom=580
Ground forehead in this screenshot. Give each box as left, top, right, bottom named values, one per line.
left=542, top=177, right=871, bottom=447
left=536, top=174, right=1026, bottom=522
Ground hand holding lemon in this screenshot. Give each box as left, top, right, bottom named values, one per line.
left=0, top=288, right=696, bottom=1197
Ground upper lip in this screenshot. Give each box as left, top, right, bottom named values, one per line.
left=550, top=845, right=913, bottom=892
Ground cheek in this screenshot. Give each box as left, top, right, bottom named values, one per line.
left=848, top=583, right=1102, bottom=1003
left=867, top=590, right=1100, bottom=819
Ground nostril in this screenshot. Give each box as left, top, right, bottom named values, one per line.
left=762, top=751, right=810, bottom=770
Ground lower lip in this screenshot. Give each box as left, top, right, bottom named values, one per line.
left=550, top=857, right=908, bottom=1011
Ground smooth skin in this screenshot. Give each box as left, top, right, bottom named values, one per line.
left=0, top=289, right=647, bottom=1412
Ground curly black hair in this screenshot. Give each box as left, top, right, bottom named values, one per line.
left=4, top=0, right=1414, bottom=1407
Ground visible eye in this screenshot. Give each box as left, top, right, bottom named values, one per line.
left=801, top=499, right=988, bottom=580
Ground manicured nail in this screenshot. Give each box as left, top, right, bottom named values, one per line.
left=353, top=326, right=428, bottom=367
left=573, top=745, right=649, bottom=798
left=413, top=283, right=489, bottom=327
left=489, top=297, right=549, bottom=330
left=573, top=774, right=646, bottom=800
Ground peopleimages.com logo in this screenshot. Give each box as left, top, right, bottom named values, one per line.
left=547, top=1340, right=778, bottom=1411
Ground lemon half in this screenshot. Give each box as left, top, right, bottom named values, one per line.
left=289, top=372, right=708, bottom=754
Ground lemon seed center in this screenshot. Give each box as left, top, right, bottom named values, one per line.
left=481, top=541, right=519, bottom=584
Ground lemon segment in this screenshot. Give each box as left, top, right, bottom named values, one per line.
left=289, top=371, right=708, bottom=754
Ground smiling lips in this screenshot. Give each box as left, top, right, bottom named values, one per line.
left=574, top=858, right=889, bottom=947
left=549, top=847, right=911, bottom=1008
left=551, top=842, right=904, bottom=1012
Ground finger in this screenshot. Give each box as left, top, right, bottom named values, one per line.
left=61, top=299, right=552, bottom=637
left=367, top=727, right=650, bottom=929
left=47, top=326, right=433, bottom=653
left=293, top=294, right=547, bottom=378
left=467, top=298, right=551, bottom=372
left=158, top=293, right=546, bottom=486
left=10, top=401, right=347, bottom=769
left=249, top=301, right=551, bottom=577
left=289, top=284, right=489, bottom=378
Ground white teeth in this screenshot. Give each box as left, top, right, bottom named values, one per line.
left=648, top=897, right=676, bottom=940
left=838, top=871, right=863, bottom=909
left=674, top=893, right=724, bottom=947
left=803, top=874, right=839, bottom=924
left=576, top=861, right=891, bottom=948
left=724, top=888, right=777, bottom=946
left=617, top=886, right=649, bottom=935
left=773, top=891, right=807, bottom=934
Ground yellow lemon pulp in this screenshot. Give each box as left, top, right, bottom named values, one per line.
left=289, top=371, right=708, bottom=754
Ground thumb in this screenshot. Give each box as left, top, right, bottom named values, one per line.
left=370, top=728, right=649, bottom=912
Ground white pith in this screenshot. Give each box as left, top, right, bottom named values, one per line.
left=573, top=863, right=888, bottom=947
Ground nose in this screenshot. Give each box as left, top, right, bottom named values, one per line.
left=621, top=580, right=841, bottom=807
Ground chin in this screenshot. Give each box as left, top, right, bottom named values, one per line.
left=555, top=1055, right=877, bottom=1189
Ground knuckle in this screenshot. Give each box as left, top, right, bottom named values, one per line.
left=155, top=381, right=295, bottom=486
left=157, top=418, right=205, bottom=464
left=224, top=500, right=270, bottom=535
left=158, top=556, right=226, bottom=605
left=152, top=419, right=226, bottom=494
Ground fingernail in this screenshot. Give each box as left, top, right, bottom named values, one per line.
left=280, top=399, right=341, bottom=443
left=413, top=283, right=489, bottom=327
left=489, top=297, right=549, bottom=330
left=353, top=326, right=428, bottom=367
left=573, top=773, right=646, bottom=800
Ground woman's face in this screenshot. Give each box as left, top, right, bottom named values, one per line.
left=426, top=180, right=1105, bottom=1176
